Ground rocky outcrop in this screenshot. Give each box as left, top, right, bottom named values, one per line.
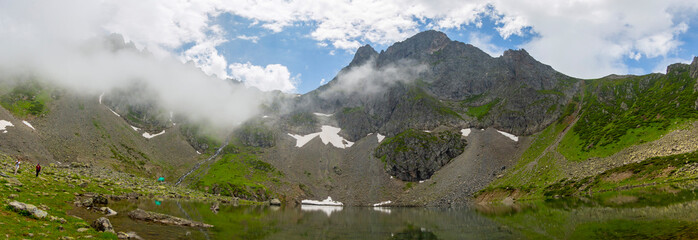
left=7, top=201, right=47, bottom=219
left=374, top=129, right=466, bottom=181
left=235, top=123, right=275, bottom=148
left=91, top=217, right=115, bottom=233
left=128, top=209, right=214, bottom=228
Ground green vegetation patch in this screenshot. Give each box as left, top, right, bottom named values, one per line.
left=406, top=87, right=463, bottom=120
left=543, top=150, right=698, bottom=198
left=467, top=98, right=500, bottom=120
left=195, top=147, right=282, bottom=200
left=559, top=67, right=698, bottom=161
left=0, top=81, right=52, bottom=117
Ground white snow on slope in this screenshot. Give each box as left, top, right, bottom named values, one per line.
left=130, top=125, right=140, bottom=131
left=108, top=108, right=120, bottom=117
left=142, top=130, right=165, bottom=139
left=377, top=133, right=386, bottom=143
left=496, top=130, right=519, bottom=142
left=313, top=112, right=333, bottom=117
left=262, top=115, right=269, bottom=118
left=302, top=196, right=343, bottom=206
left=0, top=120, right=14, bottom=133
left=301, top=205, right=343, bottom=217
left=99, top=92, right=104, bottom=104
left=460, top=128, right=471, bottom=137
left=22, top=121, right=35, bottom=130
left=288, top=125, right=354, bottom=149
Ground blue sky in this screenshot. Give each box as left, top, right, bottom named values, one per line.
left=182, top=2, right=698, bottom=94
left=6, top=0, right=698, bottom=95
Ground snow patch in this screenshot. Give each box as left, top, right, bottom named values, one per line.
left=373, top=201, right=392, bottom=207
left=423, top=130, right=431, bottom=133
left=419, top=180, right=425, bottom=183
left=142, top=130, right=165, bottom=139
left=377, top=133, right=386, bottom=143
left=301, top=196, right=343, bottom=206
left=496, top=130, right=519, bottom=142
left=108, top=108, right=120, bottom=117
left=262, top=115, right=269, bottom=119
left=196, top=151, right=201, bottom=155
left=460, top=128, right=471, bottom=137
left=313, top=112, right=333, bottom=117
left=22, top=121, right=35, bottom=130
left=0, top=120, right=14, bottom=133
left=288, top=125, right=354, bottom=149
left=301, top=205, right=343, bottom=217
left=99, top=92, right=104, bottom=104
left=130, top=125, right=140, bottom=131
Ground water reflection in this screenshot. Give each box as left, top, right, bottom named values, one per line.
left=67, top=188, right=698, bottom=240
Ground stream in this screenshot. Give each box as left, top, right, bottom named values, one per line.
left=175, top=142, right=228, bottom=186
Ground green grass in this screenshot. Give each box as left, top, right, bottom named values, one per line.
left=467, top=98, right=500, bottom=120
left=559, top=66, right=698, bottom=161
left=543, top=149, right=698, bottom=199
left=195, top=147, right=281, bottom=200
left=0, top=82, right=52, bottom=118
left=483, top=121, right=569, bottom=198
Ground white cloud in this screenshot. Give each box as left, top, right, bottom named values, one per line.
left=236, top=35, right=260, bottom=43
left=320, top=78, right=327, bottom=85
left=229, top=62, right=298, bottom=93
left=468, top=32, right=504, bottom=57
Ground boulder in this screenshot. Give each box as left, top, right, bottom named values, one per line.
left=269, top=198, right=282, bottom=206
left=128, top=209, right=213, bottom=228
left=99, top=207, right=118, bottom=216
left=92, top=194, right=108, bottom=205
left=91, top=217, right=115, bottom=233
left=8, top=201, right=48, bottom=219
left=117, top=231, right=143, bottom=240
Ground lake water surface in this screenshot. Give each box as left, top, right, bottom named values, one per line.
left=70, top=189, right=698, bottom=239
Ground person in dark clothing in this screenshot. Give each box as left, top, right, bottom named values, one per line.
left=35, top=163, right=41, bottom=177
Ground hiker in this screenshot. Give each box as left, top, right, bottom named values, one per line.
left=14, top=159, right=20, bottom=175
left=35, top=163, right=41, bottom=177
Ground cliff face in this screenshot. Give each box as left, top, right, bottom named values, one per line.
left=292, top=30, right=578, bottom=141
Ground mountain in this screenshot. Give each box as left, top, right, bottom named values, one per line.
left=0, top=30, right=697, bottom=207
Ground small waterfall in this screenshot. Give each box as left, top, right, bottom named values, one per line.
left=175, top=142, right=228, bottom=186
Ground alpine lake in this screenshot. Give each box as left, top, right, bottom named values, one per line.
left=67, top=181, right=698, bottom=240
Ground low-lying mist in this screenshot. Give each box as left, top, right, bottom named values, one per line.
left=0, top=5, right=267, bottom=130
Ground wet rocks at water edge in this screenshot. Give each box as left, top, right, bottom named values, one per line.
left=7, top=201, right=48, bottom=219
left=128, top=208, right=214, bottom=227
left=270, top=198, right=282, bottom=206
left=117, top=231, right=144, bottom=239
left=210, top=202, right=219, bottom=213
left=91, top=217, right=115, bottom=233
left=99, top=207, right=118, bottom=216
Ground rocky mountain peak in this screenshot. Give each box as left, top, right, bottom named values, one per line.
left=379, top=30, right=451, bottom=63
left=348, top=44, right=378, bottom=68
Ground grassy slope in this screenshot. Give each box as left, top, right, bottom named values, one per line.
left=0, top=81, right=52, bottom=118
left=192, top=145, right=283, bottom=200
left=558, top=66, right=698, bottom=161
left=480, top=64, right=698, bottom=200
